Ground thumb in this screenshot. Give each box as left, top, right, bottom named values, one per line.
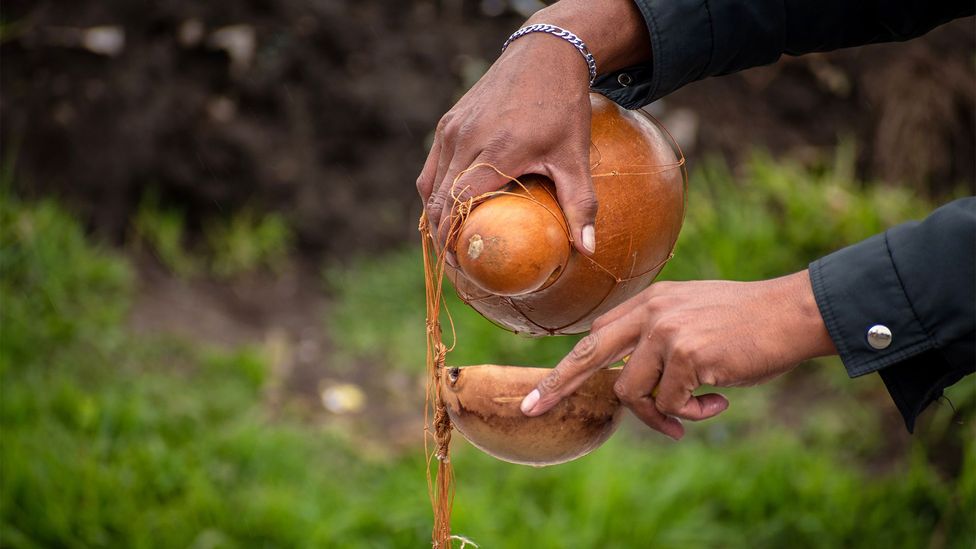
left=550, top=163, right=598, bottom=256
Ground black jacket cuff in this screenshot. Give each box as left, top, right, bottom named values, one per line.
left=809, top=198, right=976, bottom=431
left=809, top=233, right=933, bottom=378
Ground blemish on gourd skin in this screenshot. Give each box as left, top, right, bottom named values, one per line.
left=467, top=234, right=483, bottom=259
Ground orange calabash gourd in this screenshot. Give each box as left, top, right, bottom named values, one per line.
left=445, top=93, right=685, bottom=335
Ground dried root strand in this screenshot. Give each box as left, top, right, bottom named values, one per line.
left=423, top=173, right=499, bottom=547
left=421, top=206, right=465, bottom=548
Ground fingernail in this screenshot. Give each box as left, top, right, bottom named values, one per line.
left=667, top=417, right=684, bottom=441
left=582, top=225, right=596, bottom=254
left=520, top=389, right=540, bottom=415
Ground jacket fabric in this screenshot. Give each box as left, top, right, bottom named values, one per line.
left=592, top=1, right=976, bottom=430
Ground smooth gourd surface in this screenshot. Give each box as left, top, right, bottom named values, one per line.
left=440, top=365, right=623, bottom=466
left=455, top=177, right=570, bottom=297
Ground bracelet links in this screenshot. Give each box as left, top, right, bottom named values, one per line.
left=501, top=24, right=597, bottom=86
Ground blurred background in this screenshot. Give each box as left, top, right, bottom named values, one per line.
left=1, top=1, right=974, bottom=547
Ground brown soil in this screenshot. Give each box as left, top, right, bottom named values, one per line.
left=663, top=20, right=976, bottom=193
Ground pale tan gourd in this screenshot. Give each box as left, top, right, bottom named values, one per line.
left=440, top=365, right=623, bottom=466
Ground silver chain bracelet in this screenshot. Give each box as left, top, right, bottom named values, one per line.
left=501, top=24, right=597, bottom=87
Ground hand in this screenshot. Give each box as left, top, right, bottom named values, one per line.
left=416, top=34, right=596, bottom=256
left=519, top=271, right=837, bottom=440
left=416, top=0, right=652, bottom=257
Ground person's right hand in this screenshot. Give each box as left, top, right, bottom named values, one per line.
left=519, top=271, right=838, bottom=440
left=416, top=32, right=598, bottom=257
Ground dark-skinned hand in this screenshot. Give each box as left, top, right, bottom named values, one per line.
left=520, top=271, right=837, bottom=440
left=416, top=0, right=651, bottom=258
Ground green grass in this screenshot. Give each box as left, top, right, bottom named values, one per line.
left=1, top=150, right=974, bottom=547
left=665, top=146, right=935, bottom=282
left=131, top=190, right=292, bottom=279
left=131, top=189, right=200, bottom=277
left=205, top=208, right=291, bottom=279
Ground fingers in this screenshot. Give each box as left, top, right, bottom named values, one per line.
left=416, top=137, right=441, bottom=204
left=612, top=340, right=663, bottom=408
left=654, top=364, right=730, bottom=421
left=521, top=313, right=642, bottom=417
left=427, top=146, right=457, bottom=239
left=612, top=339, right=684, bottom=440
left=549, top=162, right=598, bottom=256
left=629, top=398, right=685, bottom=440
left=435, top=148, right=518, bottom=249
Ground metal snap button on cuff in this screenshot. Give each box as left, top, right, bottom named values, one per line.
left=617, top=73, right=632, bottom=87
left=867, top=325, right=892, bottom=350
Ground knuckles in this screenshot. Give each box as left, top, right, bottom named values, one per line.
left=669, top=343, right=701, bottom=369
left=539, top=368, right=562, bottom=394
left=426, top=192, right=444, bottom=218
left=455, top=121, right=477, bottom=145
left=653, top=385, right=689, bottom=417
left=613, top=379, right=639, bottom=405
left=649, top=314, right=682, bottom=341
left=568, top=186, right=598, bottom=219
left=655, top=398, right=682, bottom=417
left=435, top=113, right=454, bottom=136
left=568, top=333, right=599, bottom=365
left=590, top=316, right=608, bottom=333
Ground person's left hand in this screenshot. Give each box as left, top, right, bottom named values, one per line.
left=518, top=270, right=837, bottom=440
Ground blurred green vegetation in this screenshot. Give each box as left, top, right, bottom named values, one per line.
left=667, top=144, right=934, bottom=281
left=132, top=190, right=292, bottom=279
left=132, top=190, right=198, bottom=276
left=2, top=150, right=974, bottom=547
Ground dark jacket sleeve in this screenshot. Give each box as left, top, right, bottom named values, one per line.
left=594, top=0, right=974, bottom=108
left=808, top=198, right=976, bottom=431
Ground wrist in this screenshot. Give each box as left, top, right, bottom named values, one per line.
left=525, top=0, right=650, bottom=74
left=778, top=270, right=838, bottom=362
left=502, top=24, right=597, bottom=85
left=496, top=33, right=591, bottom=89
